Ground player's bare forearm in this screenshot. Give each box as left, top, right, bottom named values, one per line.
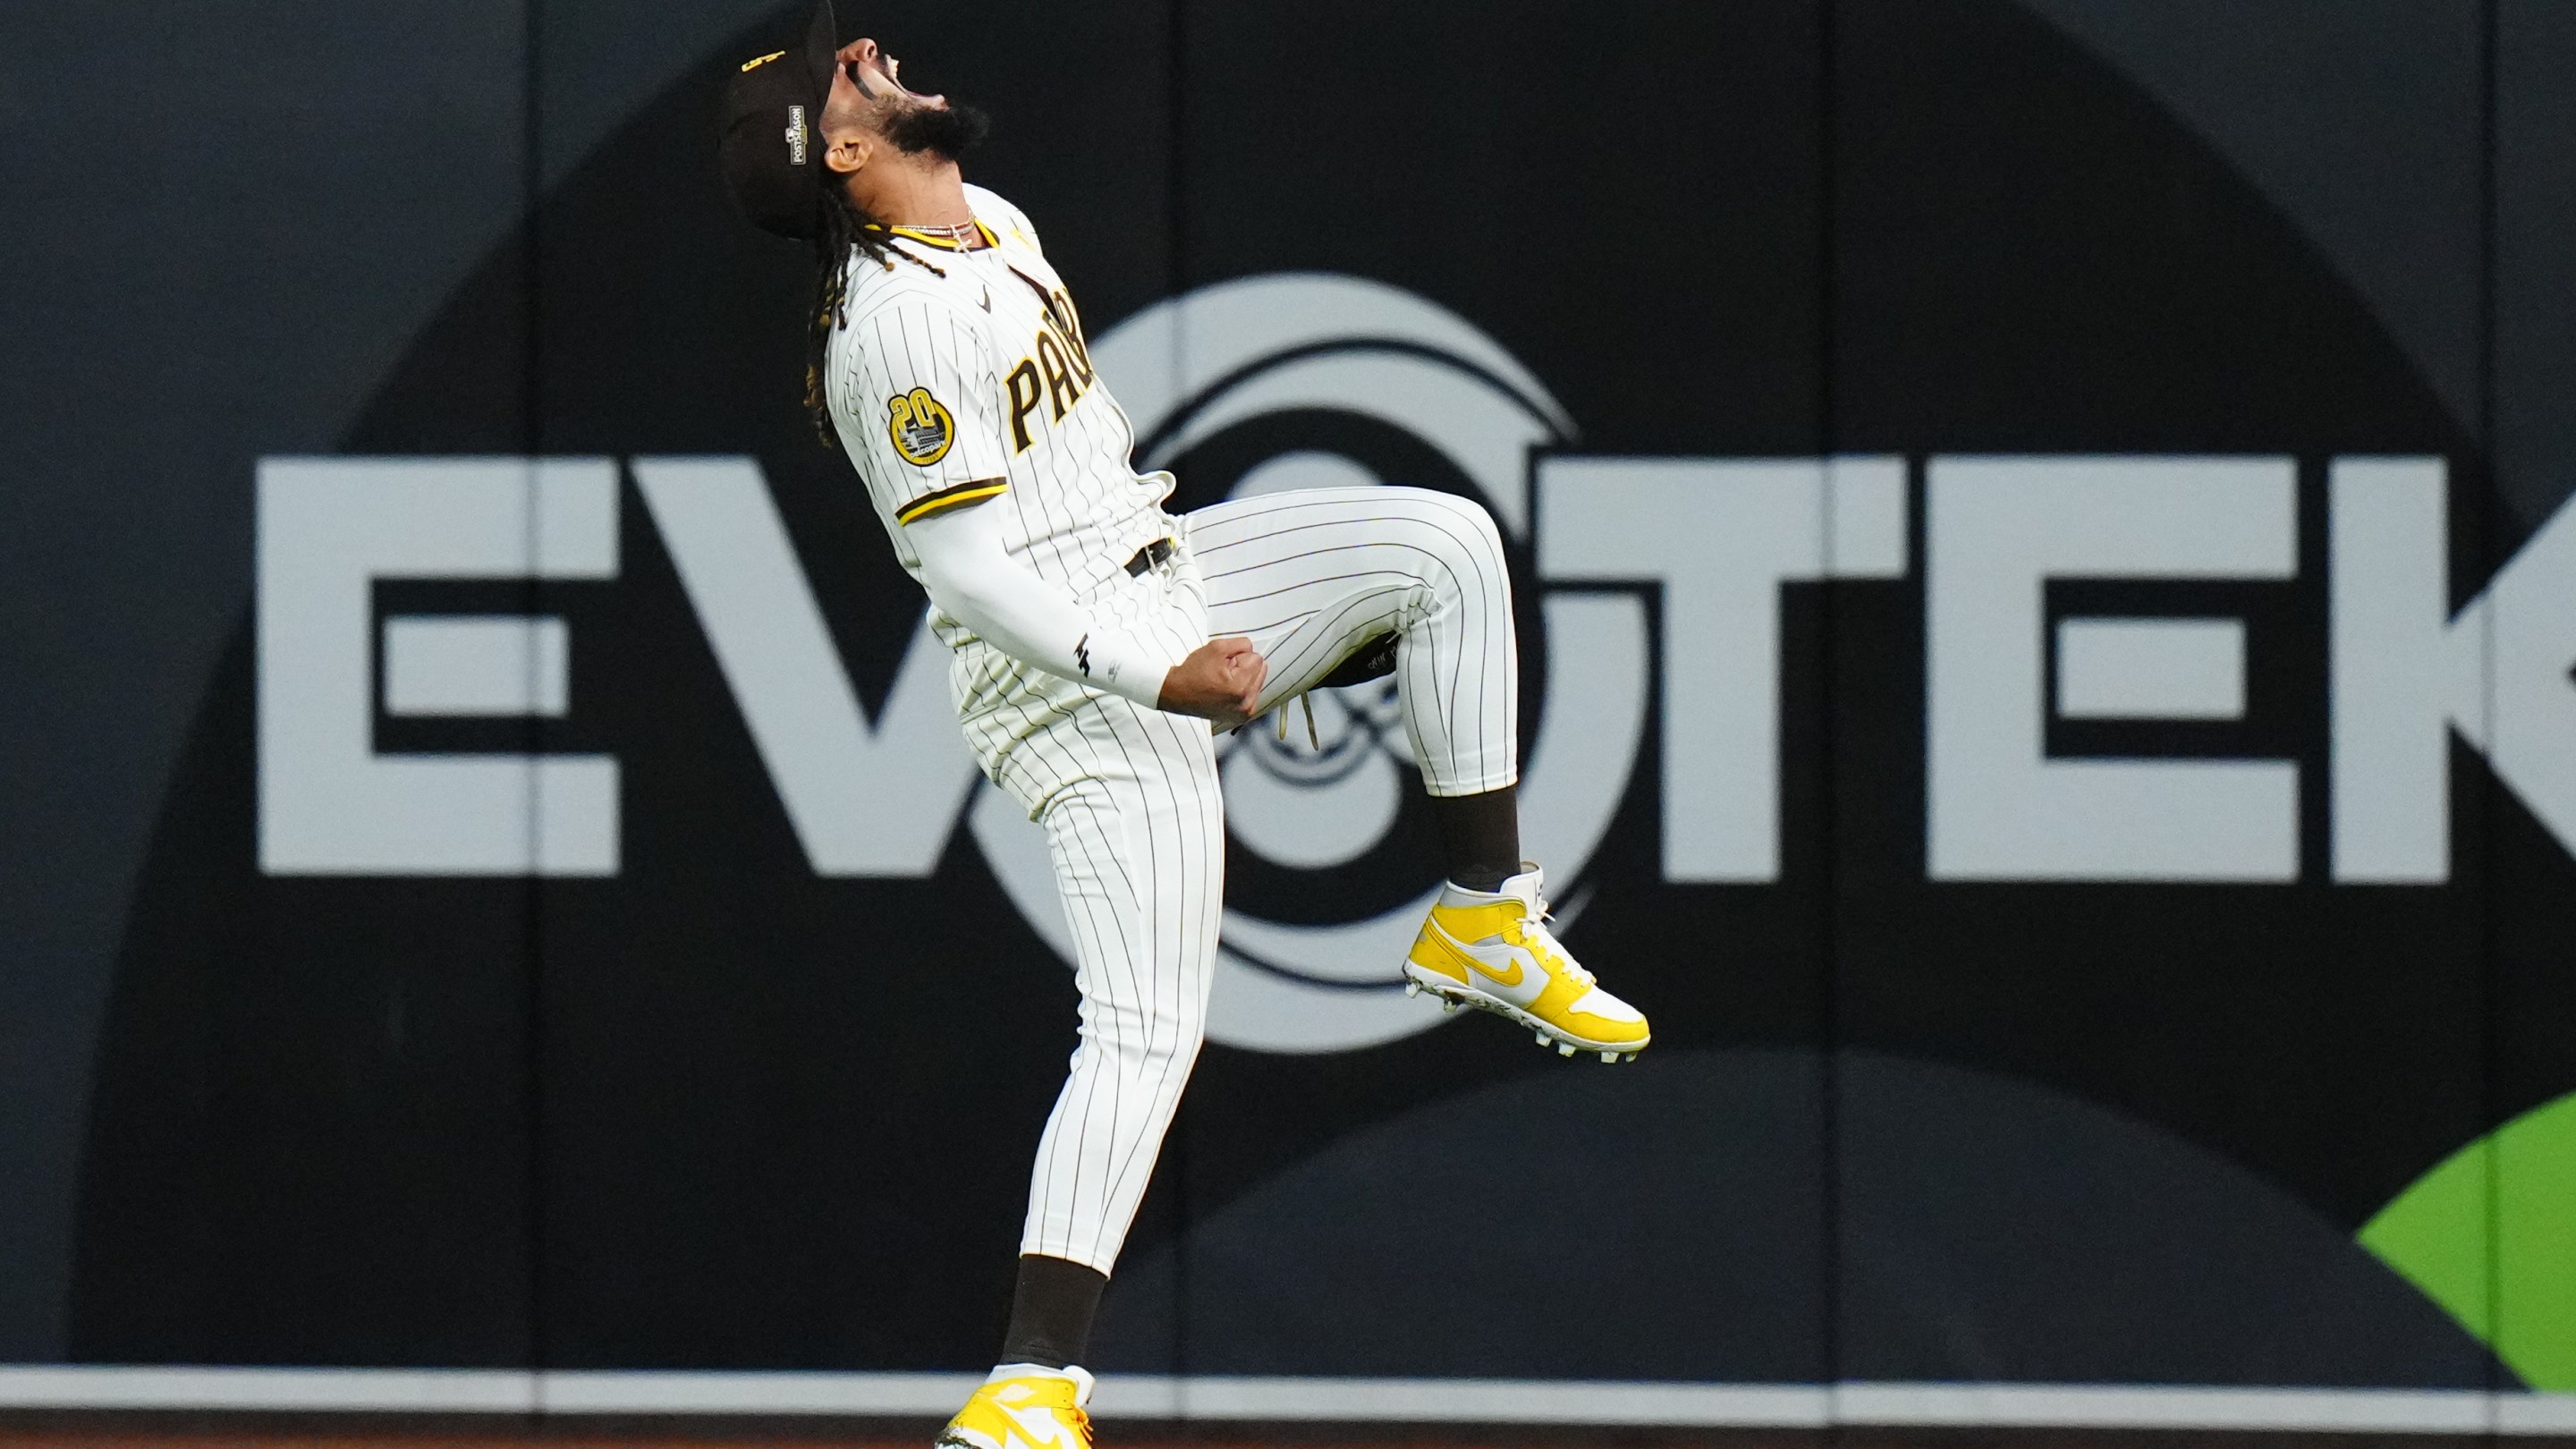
left=1157, top=636, right=1266, bottom=730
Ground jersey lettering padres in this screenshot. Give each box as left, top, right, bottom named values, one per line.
left=824, top=185, right=1186, bottom=775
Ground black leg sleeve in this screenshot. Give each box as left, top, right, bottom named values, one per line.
left=998, top=1253, right=1108, bottom=1370
left=1428, top=784, right=1521, bottom=894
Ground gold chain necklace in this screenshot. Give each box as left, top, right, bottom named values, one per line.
left=889, top=218, right=983, bottom=248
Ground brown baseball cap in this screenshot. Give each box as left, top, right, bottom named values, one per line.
left=716, top=1, right=842, bottom=241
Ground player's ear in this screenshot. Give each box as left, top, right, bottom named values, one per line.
left=823, top=128, right=873, bottom=176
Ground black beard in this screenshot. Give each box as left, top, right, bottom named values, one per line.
left=879, top=100, right=990, bottom=161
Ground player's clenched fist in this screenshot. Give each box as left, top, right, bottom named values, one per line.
left=1158, top=636, right=1267, bottom=729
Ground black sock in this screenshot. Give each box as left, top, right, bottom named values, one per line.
left=998, top=1254, right=1107, bottom=1370
left=1428, top=784, right=1520, bottom=894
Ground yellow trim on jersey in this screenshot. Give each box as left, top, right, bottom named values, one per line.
left=878, top=219, right=1001, bottom=251
left=894, top=478, right=1008, bottom=525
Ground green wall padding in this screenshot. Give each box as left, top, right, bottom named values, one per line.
left=2360, top=1090, right=2576, bottom=1390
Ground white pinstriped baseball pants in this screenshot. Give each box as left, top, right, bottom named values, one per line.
left=1018, top=484, right=1520, bottom=1270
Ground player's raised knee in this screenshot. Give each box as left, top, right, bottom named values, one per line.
left=1456, top=495, right=1506, bottom=556
left=1382, top=487, right=1506, bottom=562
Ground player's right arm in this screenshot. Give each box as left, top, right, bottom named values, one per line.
left=835, top=291, right=1259, bottom=720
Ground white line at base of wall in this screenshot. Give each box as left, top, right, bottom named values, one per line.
left=1, top=1368, right=2572, bottom=1435
left=0, top=1368, right=538, bottom=1414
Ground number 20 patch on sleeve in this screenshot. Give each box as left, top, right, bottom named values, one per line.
left=886, top=386, right=956, bottom=465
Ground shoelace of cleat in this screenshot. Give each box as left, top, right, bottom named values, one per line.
left=1503, top=903, right=1592, bottom=987
left=1273, top=693, right=1319, bottom=748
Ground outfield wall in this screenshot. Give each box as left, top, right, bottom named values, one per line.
left=5, top=0, right=2575, bottom=1427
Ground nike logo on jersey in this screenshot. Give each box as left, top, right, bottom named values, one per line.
left=1425, top=917, right=1529, bottom=987
left=979, top=285, right=992, bottom=312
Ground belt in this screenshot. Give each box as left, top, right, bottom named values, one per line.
left=1123, top=537, right=1177, bottom=576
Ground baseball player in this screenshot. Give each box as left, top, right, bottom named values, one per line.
left=718, top=8, right=1649, bottom=1440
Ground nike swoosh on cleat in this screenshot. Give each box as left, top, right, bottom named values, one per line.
left=1001, top=1404, right=1083, bottom=1449
left=1427, top=917, right=1526, bottom=987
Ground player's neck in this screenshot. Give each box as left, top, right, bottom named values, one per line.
left=852, top=157, right=973, bottom=230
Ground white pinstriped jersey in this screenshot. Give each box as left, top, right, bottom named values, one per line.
left=824, top=184, right=1185, bottom=784
left=818, top=194, right=1530, bottom=1282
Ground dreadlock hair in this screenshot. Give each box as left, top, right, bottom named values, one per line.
left=806, top=179, right=949, bottom=447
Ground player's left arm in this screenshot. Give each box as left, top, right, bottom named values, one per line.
left=838, top=291, right=1258, bottom=719
left=835, top=295, right=1017, bottom=524
left=911, top=505, right=1261, bottom=723
left=908, top=503, right=1159, bottom=703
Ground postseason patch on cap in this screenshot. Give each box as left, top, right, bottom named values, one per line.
left=716, top=1, right=840, bottom=240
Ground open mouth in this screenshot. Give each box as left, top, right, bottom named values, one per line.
left=885, top=55, right=939, bottom=101
left=850, top=51, right=943, bottom=106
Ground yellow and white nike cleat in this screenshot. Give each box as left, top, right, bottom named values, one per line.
left=1402, top=867, right=1649, bottom=1063
left=935, top=1365, right=1095, bottom=1449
